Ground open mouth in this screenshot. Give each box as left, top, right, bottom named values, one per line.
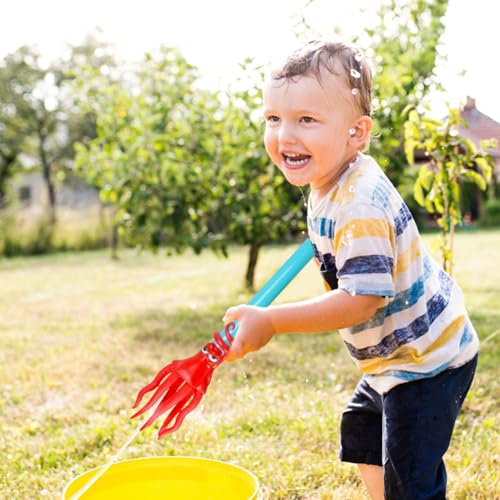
left=282, top=152, right=311, bottom=168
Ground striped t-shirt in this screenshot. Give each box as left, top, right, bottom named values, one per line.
left=308, top=153, right=478, bottom=394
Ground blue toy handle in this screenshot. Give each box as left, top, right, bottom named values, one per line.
left=247, top=239, right=315, bottom=307
left=216, top=239, right=314, bottom=348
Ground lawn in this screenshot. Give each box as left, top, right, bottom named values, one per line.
left=1, top=229, right=499, bottom=499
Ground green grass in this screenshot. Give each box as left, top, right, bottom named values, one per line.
left=1, top=229, right=499, bottom=499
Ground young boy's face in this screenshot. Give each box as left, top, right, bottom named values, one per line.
left=263, top=70, right=358, bottom=195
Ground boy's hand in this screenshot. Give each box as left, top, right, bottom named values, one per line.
left=222, top=305, right=276, bottom=362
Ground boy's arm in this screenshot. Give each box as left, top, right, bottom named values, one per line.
left=224, top=290, right=384, bottom=361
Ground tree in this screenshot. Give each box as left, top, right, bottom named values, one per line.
left=74, top=51, right=306, bottom=289
left=74, top=47, right=228, bottom=256
left=1, top=46, right=65, bottom=223
left=37, top=34, right=118, bottom=223
left=0, top=34, right=116, bottom=222
left=217, top=62, right=306, bottom=289
left=404, top=107, right=495, bottom=274
left=0, top=46, right=42, bottom=207
left=358, top=0, right=449, bottom=185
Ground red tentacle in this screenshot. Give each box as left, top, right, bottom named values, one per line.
left=225, top=321, right=236, bottom=341
left=139, top=384, right=193, bottom=431
left=212, top=321, right=237, bottom=358
left=132, top=364, right=174, bottom=408
left=133, top=324, right=237, bottom=437
left=158, top=392, right=203, bottom=438
left=213, top=331, right=230, bottom=355
left=131, top=372, right=180, bottom=419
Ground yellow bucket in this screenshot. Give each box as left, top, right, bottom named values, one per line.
left=63, top=456, right=259, bottom=499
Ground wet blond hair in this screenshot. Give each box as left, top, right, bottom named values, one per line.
left=271, top=40, right=372, bottom=120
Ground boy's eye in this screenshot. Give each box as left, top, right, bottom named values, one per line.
left=265, top=115, right=280, bottom=123
left=300, top=116, right=316, bottom=123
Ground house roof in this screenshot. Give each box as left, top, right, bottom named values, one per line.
left=459, top=97, right=500, bottom=158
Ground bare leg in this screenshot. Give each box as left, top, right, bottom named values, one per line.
left=358, top=464, right=384, bottom=500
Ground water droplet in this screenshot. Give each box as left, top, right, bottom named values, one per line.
left=352, top=88, right=359, bottom=95
left=350, top=68, right=361, bottom=79
left=350, top=290, right=357, bottom=297
left=354, top=53, right=363, bottom=62
left=343, top=230, right=353, bottom=247
left=348, top=185, right=355, bottom=193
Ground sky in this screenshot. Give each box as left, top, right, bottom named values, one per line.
left=2, top=0, right=500, bottom=121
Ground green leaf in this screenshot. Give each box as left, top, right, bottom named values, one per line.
left=475, top=157, right=493, bottom=182
left=414, top=180, right=426, bottom=206
left=463, top=170, right=487, bottom=191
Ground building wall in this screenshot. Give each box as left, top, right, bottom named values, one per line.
left=9, top=172, right=100, bottom=212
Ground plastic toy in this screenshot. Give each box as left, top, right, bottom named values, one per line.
left=131, top=239, right=314, bottom=438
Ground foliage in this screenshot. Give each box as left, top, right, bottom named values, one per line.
left=2, top=0, right=451, bottom=287
left=478, top=198, right=500, bottom=227
left=74, top=47, right=228, bottom=256
left=0, top=46, right=43, bottom=205
left=351, top=0, right=449, bottom=192
left=404, top=107, right=496, bottom=274
left=0, top=34, right=116, bottom=222
left=74, top=53, right=306, bottom=289
left=0, top=206, right=109, bottom=257
left=217, top=62, right=306, bottom=288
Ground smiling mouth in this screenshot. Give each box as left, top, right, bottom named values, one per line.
left=282, top=153, right=311, bottom=169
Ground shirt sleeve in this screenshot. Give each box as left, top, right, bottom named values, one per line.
left=333, top=203, right=396, bottom=297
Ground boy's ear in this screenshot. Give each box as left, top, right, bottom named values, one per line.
left=348, top=116, right=372, bottom=146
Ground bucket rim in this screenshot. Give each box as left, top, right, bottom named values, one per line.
left=62, top=455, right=260, bottom=499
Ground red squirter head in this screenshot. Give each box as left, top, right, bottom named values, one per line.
left=174, top=341, right=224, bottom=393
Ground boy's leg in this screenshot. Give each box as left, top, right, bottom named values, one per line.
left=382, top=355, right=477, bottom=500
left=358, top=464, right=384, bottom=500
left=340, top=378, right=384, bottom=499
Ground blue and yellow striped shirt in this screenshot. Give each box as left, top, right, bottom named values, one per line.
left=308, top=153, right=478, bottom=393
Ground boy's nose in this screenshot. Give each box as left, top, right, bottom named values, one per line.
left=278, top=124, right=298, bottom=145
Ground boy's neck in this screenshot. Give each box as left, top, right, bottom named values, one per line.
left=310, top=152, right=359, bottom=208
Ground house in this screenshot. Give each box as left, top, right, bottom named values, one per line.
left=9, top=171, right=99, bottom=215
left=459, top=96, right=500, bottom=179
left=412, top=97, right=499, bottom=221
left=458, top=97, right=500, bottom=219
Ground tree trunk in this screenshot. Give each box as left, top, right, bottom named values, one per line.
left=111, top=223, right=119, bottom=260
left=491, top=170, right=498, bottom=200
left=449, top=220, right=455, bottom=277
left=0, top=154, right=16, bottom=208
left=38, top=129, right=57, bottom=225
left=245, top=242, right=262, bottom=291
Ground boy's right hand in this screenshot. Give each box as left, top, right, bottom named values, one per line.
left=222, top=305, right=276, bottom=362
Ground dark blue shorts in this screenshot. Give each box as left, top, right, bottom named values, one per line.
left=340, top=355, right=477, bottom=500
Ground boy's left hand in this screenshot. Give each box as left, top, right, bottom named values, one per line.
left=222, top=305, right=276, bottom=362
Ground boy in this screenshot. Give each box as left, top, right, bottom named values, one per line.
left=223, top=41, right=478, bottom=499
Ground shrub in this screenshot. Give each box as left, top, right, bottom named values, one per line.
left=0, top=206, right=110, bottom=257
left=478, top=199, right=500, bottom=227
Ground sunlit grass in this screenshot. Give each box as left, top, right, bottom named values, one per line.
left=1, top=229, right=499, bottom=498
